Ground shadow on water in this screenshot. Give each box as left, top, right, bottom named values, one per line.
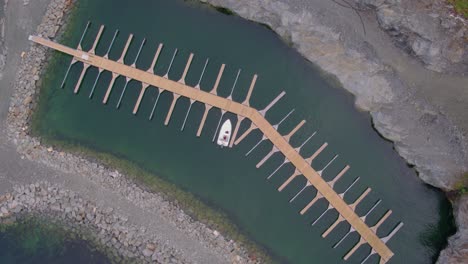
left=419, top=190, right=456, bottom=263
left=0, top=217, right=112, bottom=264
left=214, top=6, right=235, bottom=16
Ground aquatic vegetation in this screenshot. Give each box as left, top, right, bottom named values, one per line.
left=0, top=217, right=111, bottom=263
left=27, top=131, right=275, bottom=263
left=0, top=218, right=66, bottom=257
left=453, top=172, right=468, bottom=195
left=419, top=197, right=456, bottom=263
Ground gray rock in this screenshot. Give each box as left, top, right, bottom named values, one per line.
left=376, top=5, right=402, bottom=30
left=22, top=96, right=33, bottom=106
left=50, top=204, right=61, bottom=211
left=375, top=1, right=467, bottom=73
left=8, top=200, right=18, bottom=209
left=146, top=243, right=156, bottom=251
left=1, top=207, right=9, bottom=214
left=437, top=195, right=468, bottom=264
left=411, top=37, right=434, bottom=57
left=443, top=40, right=465, bottom=64
left=356, top=0, right=385, bottom=8
left=142, top=248, right=153, bottom=257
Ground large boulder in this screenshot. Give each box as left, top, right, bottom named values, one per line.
left=376, top=5, right=403, bottom=30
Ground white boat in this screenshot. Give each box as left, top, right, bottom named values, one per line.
left=217, top=119, right=232, bottom=147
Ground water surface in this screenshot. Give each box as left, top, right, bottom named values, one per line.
left=34, top=0, right=454, bottom=263
left=0, top=218, right=111, bottom=263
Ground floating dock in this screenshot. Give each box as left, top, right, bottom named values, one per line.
left=29, top=24, right=402, bottom=263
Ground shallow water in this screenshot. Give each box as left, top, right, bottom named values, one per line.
left=0, top=218, right=111, bottom=263
left=34, top=0, right=454, bottom=263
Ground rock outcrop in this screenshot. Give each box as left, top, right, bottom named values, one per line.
left=437, top=195, right=468, bottom=264
left=359, top=0, right=467, bottom=73
left=0, top=4, right=6, bottom=77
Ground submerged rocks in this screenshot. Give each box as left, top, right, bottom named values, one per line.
left=0, top=182, right=188, bottom=263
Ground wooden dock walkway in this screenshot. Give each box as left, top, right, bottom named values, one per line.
left=30, top=35, right=395, bottom=263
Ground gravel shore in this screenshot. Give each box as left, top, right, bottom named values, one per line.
left=0, top=181, right=189, bottom=263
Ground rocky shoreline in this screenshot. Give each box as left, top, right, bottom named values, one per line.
left=361, top=0, right=467, bottom=74
left=5, top=0, right=256, bottom=263
left=437, top=194, right=468, bottom=263
left=0, top=181, right=188, bottom=263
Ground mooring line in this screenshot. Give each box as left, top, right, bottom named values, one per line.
left=89, top=29, right=119, bottom=99
left=180, top=58, right=210, bottom=131
left=266, top=132, right=316, bottom=180
left=163, top=48, right=178, bottom=79
left=245, top=108, right=295, bottom=156
left=60, top=21, right=91, bottom=88
left=149, top=87, right=163, bottom=121
left=333, top=193, right=378, bottom=249
left=116, top=38, right=146, bottom=109
left=212, top=69, right=242, bottom=142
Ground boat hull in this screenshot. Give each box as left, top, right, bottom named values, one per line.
left=217, top=119, right=232, bottom=147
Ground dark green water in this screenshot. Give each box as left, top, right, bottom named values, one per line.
left=33, top=0, right=454, bottom=263
left=0, top=218, right=111, bottom=263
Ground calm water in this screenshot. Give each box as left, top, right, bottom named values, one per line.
left=34, top=0, right=454, bottom=263
left=0, top=218, right=111, bottom=263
